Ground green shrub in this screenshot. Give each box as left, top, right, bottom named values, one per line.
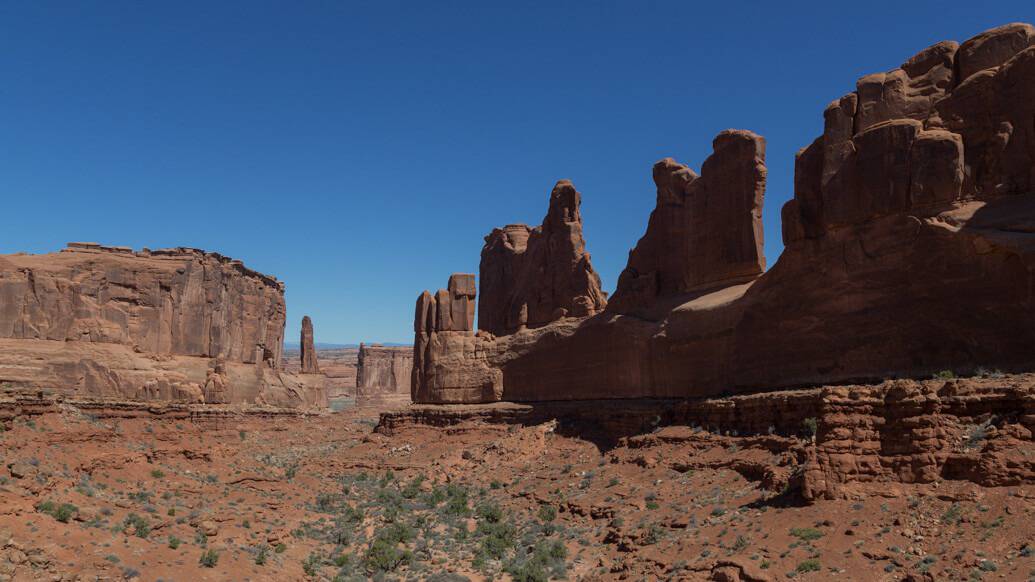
left=364, top=536, right=411, bottom=573
left=796, top=559, right=821, bottom=573
left=802, top=417, right=818, bottom=438
left=168, top=536, right=181, bottom=549
left=123, top=514, right=151, bottom=538
left=537, top=505, right=556, bottom=522
left=790, top=527, right=823, bottom=542
left=254, top=544, right=269, bottom=565
left=199, top=549, right=219, bottom=568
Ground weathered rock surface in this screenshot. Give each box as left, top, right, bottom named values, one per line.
left=384, top=374, right=1035, bottom=500
left=355, top=343, right=413, bottom=407
left=411, top=23, right=1035, bottom=403
left=412, top=274, right=501, bottom=404
left=0, top=244, right=326, bottom=408
left=609, top=130, right=766, bottom=316
left=299, top=315, right=320, bottom=374
left=0, top=243, right=285, bottom=365
left=479, top=180, right=608, bottom=335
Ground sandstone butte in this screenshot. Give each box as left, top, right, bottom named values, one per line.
left=412, top=22, right=1035, bottom=404
left=355, top=342, right=413, bottom=407
left=0, top=242, right=327, bottom=408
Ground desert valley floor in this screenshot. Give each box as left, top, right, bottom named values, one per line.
left=0, top=379, right=1032, bottom=582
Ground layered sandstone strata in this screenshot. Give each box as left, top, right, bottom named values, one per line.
left=412, top=274, right=501, bottom=403
left=355, top=343, right=413, bottom=407
left=411, top=22, right=1035, bottom=403
left=0, top=242, right=285, bottom=365
left=382, top=375, right=1035, bottom=501
left=479, top=180, right=608, bottom=335
left=0, top=243, right=325, bottom=408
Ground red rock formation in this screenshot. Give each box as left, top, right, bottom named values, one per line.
left=382, top=374, right=1035, bottom=500
left=282, top=346, right=358, bottom=400
left=300, top=316, right=320, bottom=374
left=412, top=274, right=501, bottom=404
left=0, top=244, right=326, bottom=408
left=0, top=243, right=284, bottom=366
left=479, top=180, right=608, bottom=335
left=609, top=130, right=767, bottom=316
left=356, top=343, right=412, bottom=406
left=410, top=23, right=1035, bottom=404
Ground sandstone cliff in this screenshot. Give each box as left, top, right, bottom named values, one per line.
left=0, top=242, right=285, bottom=365
left=355, top=343, right=412, bottom=407
left=411, top=22, right=1035, bottom=403
left=412, top=274, right=502, bottom=403
left=479, top=180, right=608, bottom=335
left=0, top=243, right=325, bottom=408
left=609, top=130, right=766, bottom=316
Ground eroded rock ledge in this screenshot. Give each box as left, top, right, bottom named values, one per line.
left=381, top=374, right=1035, bottom=501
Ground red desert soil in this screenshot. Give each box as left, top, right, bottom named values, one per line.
left=0, top=386, right=1032, bottom=582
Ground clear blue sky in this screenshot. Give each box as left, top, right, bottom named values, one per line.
left=2, top=2, right=1032, bottom=344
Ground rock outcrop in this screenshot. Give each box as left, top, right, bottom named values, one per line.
left=300, top=316, right=320, bottom=374
left=412, top=274, right=501, bottom=404
left=0, top=243, right=284, bottom=366
left=382, top=374, right=1035, bottom=500
left=479, top=180, right=608, bottom=335
left=609, top=130, right=766, bottom=316
left=283, top=346, right=358, bottom=400
left=411, top=22, right=1035, bottom=404
left=356, top=343, right=413, bottom=407
left=0, top=244, right=326, bottom=408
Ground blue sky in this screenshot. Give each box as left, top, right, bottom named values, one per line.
left=2, top=2, right=1032, bottom=344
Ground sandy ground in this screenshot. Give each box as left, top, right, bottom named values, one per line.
left=0, top=403, right=1032, bottom=581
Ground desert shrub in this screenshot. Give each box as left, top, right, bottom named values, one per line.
left=537, top=505, right=556, bottom=523
left=790, top=527, right=823, bottom=542
left=199, top=549, right=219, bottom=568
left=123, top=514, right=150, bottom=538
left=302, top=552, right=323, bottom=576
left=36, top=500, right=78, bottom=523
left=443, top=484, right=470, bottom=516
left=964, top=417, right=996, bottom=450
left=477, top=519, right=517, bottom=560
left=364, top=536, right=411, bottom=573
left=801, top=417, right=818, bottom=438
left=796, top=559, right=820, bottom=573
left=477, top=503, right=504, bottom=524
left=254, top=544, right=269, bottom=565
left=942, top=503, right=963, bottom=525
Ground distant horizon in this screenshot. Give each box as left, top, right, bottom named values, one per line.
left=4, top=2, right=1032, bottom=345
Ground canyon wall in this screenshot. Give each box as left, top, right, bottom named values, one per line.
left=0, top=243, right=325, bottom=408
left=355, top=343, right=413, bottom=407
left=411, top=22, right=1035, bottom=404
